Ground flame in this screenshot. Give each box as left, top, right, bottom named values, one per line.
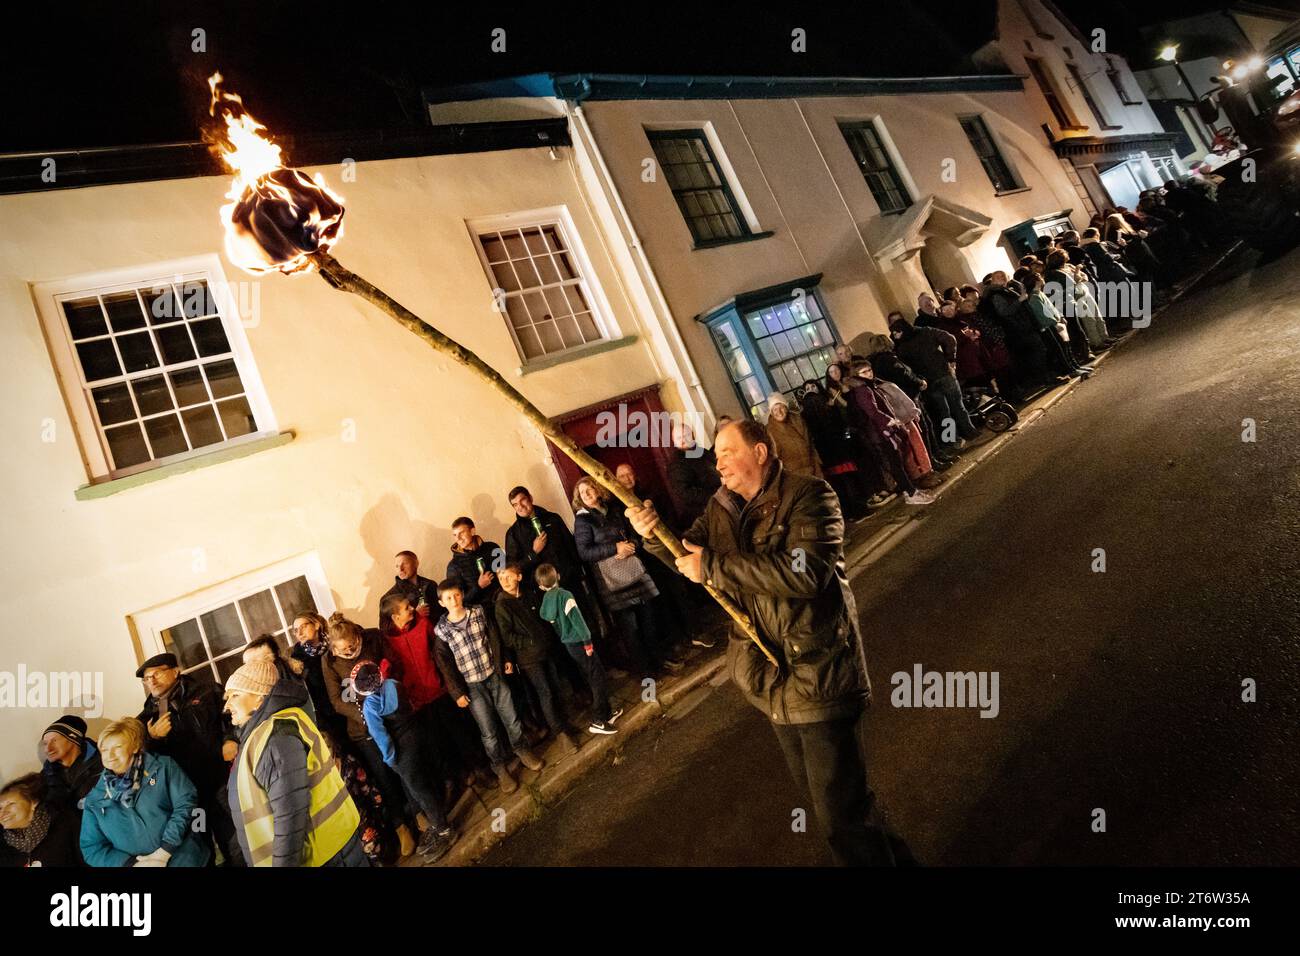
left=208, top=72, right=344, bottom=275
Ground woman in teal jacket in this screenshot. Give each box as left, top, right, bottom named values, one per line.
left=80, top=717, right=209, bottom=868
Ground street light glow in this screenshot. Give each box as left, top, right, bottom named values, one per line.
left=1159, top=44, right=1179, bottom=62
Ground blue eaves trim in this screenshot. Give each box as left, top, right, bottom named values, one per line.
left=423, top=72, right=1025, bottom=105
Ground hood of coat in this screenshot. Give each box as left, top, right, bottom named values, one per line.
left=236, top=676, right=311, bottom=743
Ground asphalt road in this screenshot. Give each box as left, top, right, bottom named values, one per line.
left=481, top=245, right=1300, bottom=866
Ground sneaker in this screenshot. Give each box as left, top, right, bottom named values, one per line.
left=904, top=490, right=935, bottom=505
left=607, top=706, right=625, bottom=725
left=691, top=634, right=717, bottom=648
left=588, top=721, right=618, bottom=735
left=417, top=829, right=455, bottom=863
left=516, top=748, right=545, bottom=772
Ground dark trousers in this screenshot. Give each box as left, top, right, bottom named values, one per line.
left=1039, top=328, right=1083, bottom=376
left=390, top=721, right=448, bottom=831
left=519, top=657, right=568, bottom=735
left=565, top=642, right=612, bottom=724
left=922, top=375, right=978, bottom=447
left=205, top=786, right=243, bottom=867
left=613, top=601, right=659, bottom=677
left=771, top=709, right=899, bottom=866
left=353, top=735, right=411, bottom=825
left=427, top=693, right=492, bottom=779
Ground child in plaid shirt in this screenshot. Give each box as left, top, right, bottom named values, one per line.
left=433, top=579, right=544, bottom=794
left=536, top=563, right=622, bottom=735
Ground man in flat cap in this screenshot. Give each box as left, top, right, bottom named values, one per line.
left=39, top=714, right=103, bottom=812
left=135, top=652, right=241, bottom=865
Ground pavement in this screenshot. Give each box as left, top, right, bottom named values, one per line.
left=427, top=239, right=1300, bottom=866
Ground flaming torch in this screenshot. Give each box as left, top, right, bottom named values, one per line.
left=206, top=74, right=773, bottom=665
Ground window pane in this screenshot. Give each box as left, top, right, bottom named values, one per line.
left=757, top=337, right=779, bottom=364
left=169, top=367, right=208, bottom=407
left=104, top=292, right=146, bottom=333
left=505, top=297, right=531, bottom=330
left=522, top=291, right=548, bottom=324
left=552, top=250, right=577, bottom=280
left=274, top=576, right=316, bottom=620
left=178, top=281, right=215, bottom=318
left=543, top=286, right=572, bottom=319
left=132, top=375, right=174, bottom=416
left=536, top=320, right=564, bottom=355
left=556, top=315, right=584, bottom=350
left=770, top=365, right=791, bottom=392
left=141, top=286, right=178, bottom=324
left=156, top=325, right=197, bottom=364
left=105, top=422, right=150, bottom=469
left=523, top=229, right=550, bottom=257
left=534, top=253, right=561, bottom=285
left=491, top=262, right=521, bottom=294
left=513, top=257, right=542, bottom=289
left=204, top=359, right=244, bottom=400
left=182, top=405, right=224, bottom=448
left=217, top=396, right=255, bottom=439
left=215, top=652, right=245, bottom=683
left=775, top=304, right=796, bottom=330
left=92, top=383, right=135, bottom=427
left=190, top=318, right=230, bottom=357
left=763, top=313, right=784, bottom=335
left=185, top=665, right=218, bottom=691
left=144, top=414, right=188, bottom=458
left=63, top=298, right=108, bottom=339
left=574, top=312, right=600, bottom=342
left=239, top=589, right=282, bottom=638
left=200, top=603, right=246, bottom=658
left=116, top=331, right=160, bottom=373
left=161, top=618, right=209, bottom=671
left=76, top=339, right=122, bottom=382
left=502, top=231, right=528, bottom=260
left=739, top=376, right=765, bottom=407
left=542, top=225, right=567, bottom=253
left=515, top=326, right=543, bottom=359
left=562, top=284, right=590, bottom=314
left=481, top=234, right=507, bottom=263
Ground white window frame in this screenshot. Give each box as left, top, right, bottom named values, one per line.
left=642, top=120, right=764, bottom=234
left=467, top=206, right=621, bottom=367
left=32, top=254, right=278, bottom=483
left=130, top=552, right=336, bottom=683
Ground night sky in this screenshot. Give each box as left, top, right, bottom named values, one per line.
left=2, top=0, right=1296, bottom=152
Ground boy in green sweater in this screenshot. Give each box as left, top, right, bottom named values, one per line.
left=536, top=563, right=621, bottom=735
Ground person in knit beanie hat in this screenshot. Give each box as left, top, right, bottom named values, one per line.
left=764, top=390, right=822, bottom=478
left=40, top=715, right=103, bottom=810
left=222, top=659, right=367, bottom=867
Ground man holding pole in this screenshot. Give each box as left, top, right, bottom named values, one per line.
left=628, top=418, right=908, bottom=866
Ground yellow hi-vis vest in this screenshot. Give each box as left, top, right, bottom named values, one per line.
left=236, top=706, right=360, bottom=867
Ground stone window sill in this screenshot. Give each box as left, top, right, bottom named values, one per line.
left=75, top=431, right=295, bottom=500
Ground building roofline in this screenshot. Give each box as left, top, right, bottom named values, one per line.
left=424, top=71, right=1025, bottom=105
left=0, top=118, right=571, bottom=196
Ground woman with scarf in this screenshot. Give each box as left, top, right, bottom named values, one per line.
left=798, top=379, right=873, bottom=520
left=764, top=392, right=822, bottom=478
left=79, top=718, right=209, bottom=867
left=1, top=773, right=84, bottom=867
left=834, top=362, right=935, bottom=505
left=932, top=299, right=991, bottom=388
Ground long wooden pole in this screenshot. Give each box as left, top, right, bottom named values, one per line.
left=307, top=250, right=776, bottom=667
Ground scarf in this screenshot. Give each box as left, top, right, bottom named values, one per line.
left=297, top=637, right=327, bottom=658
left=2, top=802, right=51, bottom=854
left=103, top=752, right=146, bottom=808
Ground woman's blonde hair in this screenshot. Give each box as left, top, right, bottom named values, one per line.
left=98, top=717, right=145, bottom=755
left=326, top=612, right=364, bottom=649
left=293, top=610, right=328, bottom=634
left=571, top=476, right=609, bottom=512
